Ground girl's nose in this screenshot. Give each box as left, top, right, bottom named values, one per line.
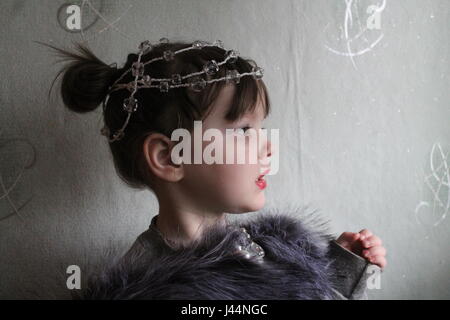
left=258, top=132, right=272, bottom=160
left=265, top=139, right=272, bottom=158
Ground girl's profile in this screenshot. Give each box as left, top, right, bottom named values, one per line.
left=45, top=38, right=387, bottom=300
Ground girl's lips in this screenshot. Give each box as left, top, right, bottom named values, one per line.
left=255, top=169, right=269, bottom=190
left=255, top=178, right=267, bottom=190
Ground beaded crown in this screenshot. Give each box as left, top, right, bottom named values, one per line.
left=100, top=38, right=265, bottom=143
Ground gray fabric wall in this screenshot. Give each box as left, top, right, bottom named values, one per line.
left=0, top=0, right=448, bottom=299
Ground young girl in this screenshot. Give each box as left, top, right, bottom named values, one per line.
left=48, top=38, right=386, bottom=300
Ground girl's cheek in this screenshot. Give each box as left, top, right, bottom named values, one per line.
left=236, top=134, right=260, bottom=165
left=193, top=130, right=259, bottom=166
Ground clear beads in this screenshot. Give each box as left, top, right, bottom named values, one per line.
left=189, top=76, right=207, bottom=92
left=112, top=130, right=124, bottom=141
left=234, top=227, right=265, bottom=262
left=225, top=50, right=239, bottom=64
left=123, top=97, right=138, bottom=113
left=171, top=74, right=182, bottom=85
left=213, top=39, right=224, bottom=49
left=159, top=81, right=170, bottom=92
left=104, top=40, right=266, bottom=142
left=131, top=62, right=144, bottom=77
left=240, top=227, right=251, bottom=239
left=163, top=50, right=175, bottom=61
left=100, top=126, right=110, bottom=137
left=193, top=40, right=206, bottom=49
left=126, top=83, right=135, bottom=92
left=142, top=75, right=152, bottom=86
left=252, top=66, right=264, bottom=80
left=226, top=69, right=240, bottom=84
left=203, top=60, right=219, bottom=75
left=138, top=40, right=152, bottom=54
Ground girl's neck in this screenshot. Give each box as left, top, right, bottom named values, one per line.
left=155, top=203, right=227, bottom=248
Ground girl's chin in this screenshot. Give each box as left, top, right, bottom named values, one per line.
left=243, top=194, right=266, bottom=212
left=226, top=202, right=265, bottom=214
left=224, top=191, right=266, bottom=213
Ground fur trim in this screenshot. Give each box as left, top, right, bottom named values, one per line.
left=80, top=206, right=339, bottom=300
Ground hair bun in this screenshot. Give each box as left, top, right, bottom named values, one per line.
left=48, top=42, right=119, bottom=113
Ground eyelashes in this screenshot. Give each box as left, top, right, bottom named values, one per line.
left=232, top=127, right=250, bottom=135
left=234, top=126, right=267, bottom=135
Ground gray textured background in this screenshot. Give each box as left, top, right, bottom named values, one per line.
left=0, top=0, right=449, bottom=299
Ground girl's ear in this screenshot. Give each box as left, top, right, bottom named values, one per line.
left=142, top=133, right=184, bottom=182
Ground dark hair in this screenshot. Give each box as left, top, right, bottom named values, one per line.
left=44, top=40, right=271, bottom=191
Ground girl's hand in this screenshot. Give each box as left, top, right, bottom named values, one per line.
left=335, top=229, right=387, bottom=269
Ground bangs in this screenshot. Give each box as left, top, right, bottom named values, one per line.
left=224, top=75, right=270, bottom=122
left=180, top=48, right=271, bottom=123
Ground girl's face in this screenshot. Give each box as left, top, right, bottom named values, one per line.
left=179, top=84, right=272, bottom=214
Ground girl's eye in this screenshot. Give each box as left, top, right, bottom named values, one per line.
left=235, top=126, right=252, bottom=135
left=232, top=126, right=252, bottom=135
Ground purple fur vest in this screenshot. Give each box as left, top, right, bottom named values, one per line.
left=80, top=209, right=353, bottom=300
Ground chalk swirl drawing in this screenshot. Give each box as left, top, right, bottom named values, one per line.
left=57, top=0, right=134, bottom=44
left=324, top=0, right=386, bottom=69
left=57, top=0, right=104, bottom=33
left=415, top=143, right=450, bottom=227
left=79, top=0, right=134, bottom=43
left=0, top=129, right=37, bottom=222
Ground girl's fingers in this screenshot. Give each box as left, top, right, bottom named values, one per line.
left=337, top=232, right=359, bottom=247
left=340, top=232, right=358, bottom=241
left=361, top=235, right=383, bottom=248
left=362, top=246, right=386, bottom=258
left=367, top=255, right=387, bottom=269
left=358, top=229, right=373, bottom=240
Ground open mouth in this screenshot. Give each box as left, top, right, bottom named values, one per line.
left=255, top=168, right=270, bottom=190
